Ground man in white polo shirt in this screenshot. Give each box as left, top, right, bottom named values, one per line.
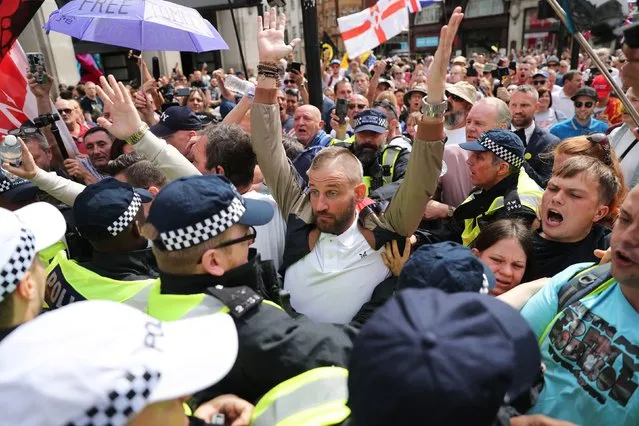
left=248, top=7, right=459, bottom=323
left=552, top=70, right=584, bottom=120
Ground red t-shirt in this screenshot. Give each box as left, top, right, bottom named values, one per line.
left=73, top=123, right=90, bottom=154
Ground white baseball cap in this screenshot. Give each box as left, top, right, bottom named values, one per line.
left=0, top=202, right=66, bottom=303
left=0, top=300, right=239, bottom=426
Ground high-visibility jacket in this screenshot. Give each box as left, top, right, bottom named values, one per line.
left=459, top=171, right=542, bottom=246
left=330, top=138, right=407, bottom=195
left=251, top=367, right=351, bottom=426
left=44, top=250, right=154, bottom=311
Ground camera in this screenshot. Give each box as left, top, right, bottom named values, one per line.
left=33, top=113, right=61, bottom=128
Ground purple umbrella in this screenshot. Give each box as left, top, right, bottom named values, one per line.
left=44, top=0, right=229, bottom=52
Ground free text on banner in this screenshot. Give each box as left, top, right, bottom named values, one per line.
left=338, top=0, right=409, bottom=59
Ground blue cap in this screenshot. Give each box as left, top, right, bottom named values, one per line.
left=459, top=129, right=525, bottom=168
left=150, top=106, right=203, bottom=138
left=147, top=175, right=274, bottom=251
left=399, top=241, right=496, bottom=294
left=73, top=178, right=153, bottom=240
left=353, top=109, right=388, bottom=134
left=348, top=288, right=541, bottom=426
left=0, top=169, right=38, bottom=202
left=533, top=70, right=549, bottom=79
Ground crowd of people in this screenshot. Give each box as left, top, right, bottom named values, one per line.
left=1, top=5, right=639, bottom=426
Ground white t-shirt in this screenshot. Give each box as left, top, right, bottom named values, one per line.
left=552, top=89, right=575, bottom=121
left=535, top=108, right=564, bottom=131
left=610, top=124, right=639, bottom=188
left=244, top=190, right=287, bottom=270
left=284, top=215, right=391, bottom=324
left=444, top=126, right=466, bottom=145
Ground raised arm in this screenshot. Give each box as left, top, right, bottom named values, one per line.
left=376, top=8, right=463, bottom=238
left=249, top=8, right=305, bottom=217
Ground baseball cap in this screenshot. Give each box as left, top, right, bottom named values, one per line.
left=330, top=59, right=341, bottom=66
left=0, top=202, right=66, bottom=303
left=546, top=55, right=560, bottom=65
left=592, top=75, right=612, bottom=99
left=0, top=300, right=238, bottom=426
left=353, top=109, right=388, bottom=134
left=147, top=175, right=274, bottom=251
left=459, top=129, right=525, bottom=169
left=445, top=81, right=477, bottom=105
left=150, top=106, right=203, bottom=138
left=571, top=86, right=598, bottom=102
left=398, top=241, right=496, bottom=294
left=0, top=169, right=38, bottom=203
left=453, top=55, right=467, bottom=65
left=533, top=70, right=550, bottom=79
left=348, top=288, right=541, bottom=426
left=73, top=178, right=153, bottom=240
left=377, top=78, right=394, bottom=90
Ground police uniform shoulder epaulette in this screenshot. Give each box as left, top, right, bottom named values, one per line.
left=206, top=285, right=263, bottom=319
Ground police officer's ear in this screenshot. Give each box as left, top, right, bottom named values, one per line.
left=496, top=161, right=510, bottom=177
left=354, top=182, right=367, bottom=202
left=199, top=249, right=226, bottom=277
left=147, top=186, right=160, bottom=197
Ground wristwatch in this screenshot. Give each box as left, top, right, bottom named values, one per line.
left=420, top=98, right=448, bottom=118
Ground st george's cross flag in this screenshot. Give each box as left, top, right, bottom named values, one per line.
left=338, top=0, right=408, bottom=58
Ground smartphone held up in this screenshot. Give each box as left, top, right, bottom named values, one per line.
left=26, top=52, right=47, bottom=84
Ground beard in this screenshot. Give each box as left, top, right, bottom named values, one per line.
left=353, top=143, right=380, bottom=171
left=444, top=109, right=466, bottom=128
left=314, top=197, right=357, bottom=235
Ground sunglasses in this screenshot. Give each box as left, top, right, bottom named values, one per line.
left=214, top=226, right=257, bottom=249
left=446, top=92, right=465, bottom=103
left=574, top=101, right=594, bottom=108
left=532, top=80, right=547, bottom=86
left=8, top=127, right=39, bottom=136
left=586, top=133, right=612, bottom=166
left=348, top=103, right=367, bottom=110
left=59, top=108, right=73, bottom=114
left=284, top=79, right=296, bottom=85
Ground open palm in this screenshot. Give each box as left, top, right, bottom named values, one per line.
left=257, top=8, right=299, bottom=63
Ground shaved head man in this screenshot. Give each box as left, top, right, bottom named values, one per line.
left=294, top=105, right=325, bottom=147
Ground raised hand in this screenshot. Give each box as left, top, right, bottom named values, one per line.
left=27, top=71, right=54, bottom=99
left=428, top=7, right=464, bottom=104
left=95, top=75, right=143, bottom=140
left=257, top=7, right=300, bottom=64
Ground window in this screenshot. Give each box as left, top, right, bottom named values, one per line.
left=414, top=4, right=442, bottom=25
left=465, top=0, right=504, bottom=18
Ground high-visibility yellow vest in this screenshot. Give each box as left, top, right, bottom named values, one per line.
left=44, top=250, right=154, bottom=311
left=251, top=367, right=351, bottom=426
left=460, top=170, right=543, bottom=247
left=38, top=241, right=67, bottom=268
left=331, top=138, right=404, bottom=195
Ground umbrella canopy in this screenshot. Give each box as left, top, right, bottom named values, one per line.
left=44, top=0, right=229, bottom=52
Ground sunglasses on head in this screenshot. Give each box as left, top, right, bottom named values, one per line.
left=574, top=101, right=594, bottom=108
left=532, top=80, right=547, bottom=86
left=348, top=103, right=367, bottom=110
left=586, top=133, right=612, bottom=166
left=8, top=127, right=39, bottom=137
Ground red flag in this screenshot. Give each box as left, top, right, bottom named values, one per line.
left=0, top=0, right=45, bottom=63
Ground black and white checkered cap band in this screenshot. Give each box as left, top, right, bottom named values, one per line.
left=0, top=179, right=11, bottom=193
left=480, top=274, right=490, bottom=295
left=0, top=228, right=35, bottom=304
left=159, top=197, right=246, bottom=251
left=478, top=136, right=524, bottom=168
left=106, top=193, right=142, bottom=237
left=67, top=366, right=161, bottom=426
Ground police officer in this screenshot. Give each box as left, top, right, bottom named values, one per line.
left=332, top=109, right=410, bottom=200
left=141, top=174, right=354, bottom=403
left=417, top=129, right=543, bottom=247
left=44, top=178, right=158, bottom=310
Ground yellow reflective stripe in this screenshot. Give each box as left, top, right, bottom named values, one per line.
left=183, top=403, right=193, bottom=416
left=252, top=367, right=349, bottom=426
left=146, top=281, right=229, bottom=320
left=381, top=146, right=401, bottom=185
left=263, top=300, right=284, bottom=311
left=276, top=401, right=351, bottom=426
left=537, top=277, right=617, bottom=346
left=39, top=241, right=67, bottom=267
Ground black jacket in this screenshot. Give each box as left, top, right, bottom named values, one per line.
left=79, top=248, right=159, bottom=281
left=159, top=252, right=356, bottom=404
left=517, top=126, right=560, bottom=188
